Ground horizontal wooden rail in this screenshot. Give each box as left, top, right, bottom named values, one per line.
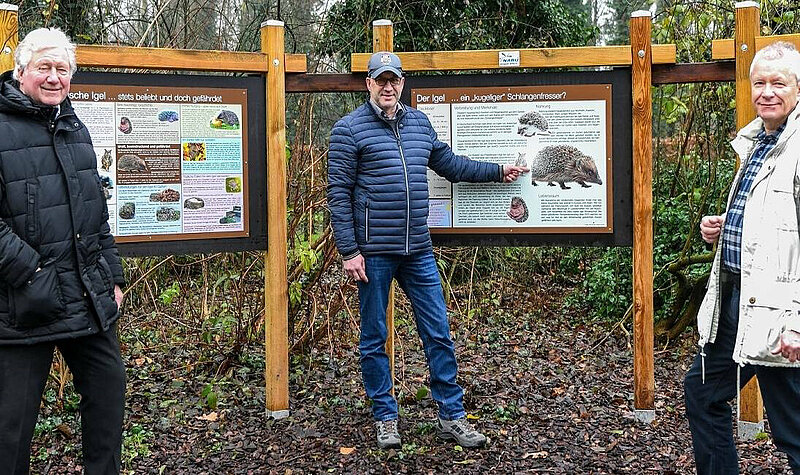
left=285, top=62, right=736, bottom=94
left=286, top=73, right=364, bottom=92
left=652, top=61, right=734, bottom=84
left=76, top=45, right=306, bottom=73
left=351, top=44, right=676, bottom=72
left=712, top=33, right=800, bottom=59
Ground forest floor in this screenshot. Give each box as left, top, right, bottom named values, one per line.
left=30, top=274, right=790, bottom=474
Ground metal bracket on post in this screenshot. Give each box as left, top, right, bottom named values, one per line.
left=635, top=409, right=656, bottom=424
left=738, top=420, right=764, bottom=440
left=266, top=409, right=290, bottom=420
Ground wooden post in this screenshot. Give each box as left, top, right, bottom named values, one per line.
left=630, top=10, right=655, bottom=422
left=261, top=20, right=289, bottom=419
left=0, top=3, right=18, bottom=74
left=371, top=19, right=398, bottom=395
left=733, top=1, right=764, bottom=439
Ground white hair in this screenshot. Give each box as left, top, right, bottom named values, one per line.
left=13, top=28, right=77, bottom=81
left=749, top=41, right=800, bottom=84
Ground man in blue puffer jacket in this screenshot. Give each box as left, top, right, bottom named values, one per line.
left=328, top=51, right=527, bottom=450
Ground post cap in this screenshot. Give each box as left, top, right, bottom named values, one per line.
left=261, top=20, right=284, bottom=27
left=373, top=19, right=392, bottom=26
left=0, top=3, right=19, bottom=11
left=631, top=10, right=652, bottom=18
left=735, top=1, right=759, bottom=9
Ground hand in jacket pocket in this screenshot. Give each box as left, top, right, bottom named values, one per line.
left=10, top=263, right=66, bottom=329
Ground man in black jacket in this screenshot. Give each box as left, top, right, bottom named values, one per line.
left=0, top=28, right=126, bottom=474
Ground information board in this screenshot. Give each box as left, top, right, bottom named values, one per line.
left=71, top=73, right=267, bottom=256
left=401, top=69, right=633, bottom=247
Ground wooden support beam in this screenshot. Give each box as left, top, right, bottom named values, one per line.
left=262, top=20, right=290, bottom=420
left=712, top=33, right=800, bottom=60
left=373, top=18, right=393, bottom=53
left=630, top=10, right=655, bottom=420
left=733, top=1, right=764, bottom=436
left=371, top=19, right=398, bottom=396
left=0, top=3, right=17, bottom=74
left=351, top=44, right=676, bottom=72
left=74, top=45, right=306, bottom=73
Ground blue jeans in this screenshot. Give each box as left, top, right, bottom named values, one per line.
left=684, top=272, right=800, bottom=474
left=357, top=250, right=465, bottom=422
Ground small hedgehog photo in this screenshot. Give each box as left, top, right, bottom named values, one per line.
left=530, top=145, right=603, bottom=190
left=516, top=110, right=550, bottom=137
left=210, top=110, right=240, bottom=130
left=507, top=196, right=529, bottom=223
left=117, top=154, right=148, bottom=173
left=118, top=202, right=135, bottom=220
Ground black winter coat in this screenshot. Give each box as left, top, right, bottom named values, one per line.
left=0, top=71, right=124, bottom=345
left=328, top=103, right=502, bottom=258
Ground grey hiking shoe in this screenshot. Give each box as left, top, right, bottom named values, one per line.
left=376, top=419, right=401, bottom=449
left=437, top=417, right=487, bottom=448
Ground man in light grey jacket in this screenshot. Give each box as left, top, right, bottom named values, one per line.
left=685, top=41, right=800, bottom=474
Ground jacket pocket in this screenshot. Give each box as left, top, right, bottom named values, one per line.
left=25, top=181, right=40, bottom=246
left=10, top=263, right=66, bottom=329
left=365, top=201, right=370, bottom=242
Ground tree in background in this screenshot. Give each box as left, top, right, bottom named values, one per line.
left=318, top=0, right=598, bottom=69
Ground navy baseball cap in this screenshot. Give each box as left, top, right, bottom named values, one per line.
left=367, top=52, right=403, bottom=79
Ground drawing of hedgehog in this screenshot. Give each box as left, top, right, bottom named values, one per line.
left=507, top=196, right=529, bottom=223
left=117, top=154, right=148, bottom=172
left=516, top=110, right=550, bottom=137
left=211, top=110, right=240, bottom=129
left=530, top=145, right=602, bottom=190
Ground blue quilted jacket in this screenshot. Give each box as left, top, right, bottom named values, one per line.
left=328, top=102, right=502, bottom=258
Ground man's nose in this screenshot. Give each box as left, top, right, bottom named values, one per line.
left=763, top=83, right=775, bottom=95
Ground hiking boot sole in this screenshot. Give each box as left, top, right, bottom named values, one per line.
left=437, top=430, right=487, bottom=448
left=377, top=440, right=402, bottom=450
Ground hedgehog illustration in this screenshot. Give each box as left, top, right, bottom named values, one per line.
left=211, top=110, right=240, bottom=129
left=117, top=154, right=148, bottom=172
left=118, top=116, right=132, bottom=134
left=530, top=145, right=602, bottom=189
left=507, top=196, right=529, bottom=223
left=516, top=110, right=550, bottom=137
left=100, top=149, right=113, bottom=171
left=514, top=152, right=527, bottom=168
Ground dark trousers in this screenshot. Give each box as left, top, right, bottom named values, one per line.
left=684, top=273, right=800, bottom=474
left=0, top=324, right=126, bottom=475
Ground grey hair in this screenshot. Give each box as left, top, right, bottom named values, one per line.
left=750, top=41, right=800, bottom=84
left=13, top=28, right=77, bottom=81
